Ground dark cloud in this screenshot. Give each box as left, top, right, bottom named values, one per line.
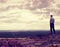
left=56, top=4, right=60, bottom=8
left=0, top=0, right=7, bottom=3
left=21, top=0, right=54, bottom=9
left=0, top=0, right=54, bottom=11
left=37, top=0, right=54, bottom=8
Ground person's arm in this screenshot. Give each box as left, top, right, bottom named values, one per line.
left=53, top=18, right=55, bottom=23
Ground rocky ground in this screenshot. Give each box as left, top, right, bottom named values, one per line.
left=0, top=34, right=60, bottom=47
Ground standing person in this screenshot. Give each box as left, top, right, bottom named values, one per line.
left=50, top=15, right=55, bottom=34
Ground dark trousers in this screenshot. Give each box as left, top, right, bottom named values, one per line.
left=50, top=23, right=55, bottom=34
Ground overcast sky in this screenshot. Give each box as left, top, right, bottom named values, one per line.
left=0, top=0, right=60, bottom=31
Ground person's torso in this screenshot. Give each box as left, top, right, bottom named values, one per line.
left=50, top=18, right=55, bottom=23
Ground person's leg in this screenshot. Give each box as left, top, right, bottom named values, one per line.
left=53, top=24, right=55, bottom=34
left=50, top=23, right=52, bottom=34
left=50, top=27, right=52, bottom=34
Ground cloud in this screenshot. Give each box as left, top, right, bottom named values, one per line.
left=0, top=0, right=54, bottom=11
left=56, top=4, right=60, bottom=8
left=30, top=0, right=54, bottom=9
left=0, top=0, right=7, bottom=3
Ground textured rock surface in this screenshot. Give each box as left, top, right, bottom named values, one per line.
left=0, top=34, right=60, bottom=47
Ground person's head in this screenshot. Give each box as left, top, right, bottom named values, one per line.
left=50, top=15, right=53, bottom=17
